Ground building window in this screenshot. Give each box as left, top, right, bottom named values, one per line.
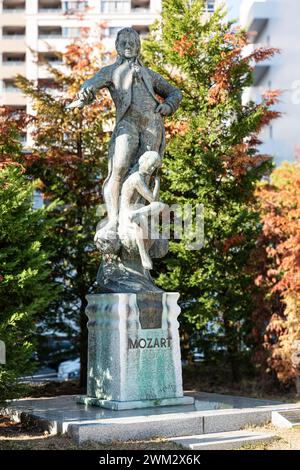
left=100, top=1, right=130, bottom=14
left=19, top=132, right=27, bottom=144
left=203, top=0, right=215, bottom=13
left=2, top=52, right=26, bottom=64
left=2, top=26, right=26, bottom=38
left=62, top=27, right=82, bottom=38
left=38, top=26, right=62, bottom=38
left=33, top=191, right=44, bottom=210
left=62, top=1, right=88, bottom=13
left=103, top=26, right=122, bottom=38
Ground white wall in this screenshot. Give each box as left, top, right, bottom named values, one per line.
left=239, top=0, right=300, bottom=164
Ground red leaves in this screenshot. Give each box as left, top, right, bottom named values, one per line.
left=223, top=234, right=245, bottom=252
left=257, top=164, right=300, bottom=296
left=208, top=30, right=247, bottom=105
left=0, top=106, right=27, bottom=170
left=221, top=143, right=270, bottom=179
left=245, top=46, right=280, bottom=64
left=253, top=164, right=300, bottom=384
left=164, top=120, right=188, bottom=141
left=263, top=89, right=281, bottom=106
left=173, top=34, right=196, bottom=58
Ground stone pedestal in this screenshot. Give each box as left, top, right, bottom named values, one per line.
left=77, top=292, right=194, bottom=410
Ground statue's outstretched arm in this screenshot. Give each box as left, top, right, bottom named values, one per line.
left=66, top=66, right=111, bottom=110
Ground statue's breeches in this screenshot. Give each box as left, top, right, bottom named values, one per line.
left=111, top=111, right=164, bottom=175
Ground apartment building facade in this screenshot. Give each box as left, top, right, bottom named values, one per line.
left=239, top=0, right=300, bottom=164
left=0, top=0, right=217, bottom=144
left=0, top=0, right=161, bottom=137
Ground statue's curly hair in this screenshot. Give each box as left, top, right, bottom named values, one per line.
left=115, top=27, right=141, bottom=56
left=138, top=151, right=161, bottom=171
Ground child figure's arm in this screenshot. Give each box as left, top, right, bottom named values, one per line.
left=153, top=177, right=160, bottom=201
left=135, top=175, right=156, bottom=203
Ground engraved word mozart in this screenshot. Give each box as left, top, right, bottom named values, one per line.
left=128, top=337, right=172, bottom=349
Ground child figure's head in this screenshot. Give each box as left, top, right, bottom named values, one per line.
left=138, top=151, right=161, bottom=176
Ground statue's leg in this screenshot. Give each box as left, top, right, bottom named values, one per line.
left=131, top=202, right=167, bottom=245
left=139, top=114, right=163, bottom=154
left=103, top=122, right=139, bottom=227
left=134, top=223, right=153, bottom=271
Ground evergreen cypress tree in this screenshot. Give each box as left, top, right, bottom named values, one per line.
left=0, top=108, right=57, bottom=401
left=143, top=0, right=279, bottom=379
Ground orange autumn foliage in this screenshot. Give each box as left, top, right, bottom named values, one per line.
left=0, top=106, right=27, bottom=171
left=173, top=34, right=197, bottom=58
left=255, top=163, right=300, bottom=387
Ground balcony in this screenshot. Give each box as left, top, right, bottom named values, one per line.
left=132, top=25, right=150, bottom=36
left=38, top=0, right=62, bottom=12
left=100, top=0, right=151, bottom=14
left=240, top=0, right=277, bottom=42
left=131, top=0, right=150, bottom=13
left=3, top=79, right=20, bottom=90
left=2, top=52, right=25, bottom=64
left=38, top=52, right=62, bottom=64
left=38, top=52, right=64, bottom=77
left=2, top=26, right=26, bottom=38
left=38, top=26, right=62, bottom=39
left=2, top=0, right=25, bottom=12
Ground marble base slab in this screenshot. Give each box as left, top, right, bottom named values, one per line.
left=76, top=395, right=194, bottom=410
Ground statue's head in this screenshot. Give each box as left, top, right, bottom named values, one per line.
left=139, top=151, right=161, bottom=175
left=115, top=27, right=141, bottom=59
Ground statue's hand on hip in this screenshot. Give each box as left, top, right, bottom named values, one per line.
left=155, top=103, right=172, bottom=116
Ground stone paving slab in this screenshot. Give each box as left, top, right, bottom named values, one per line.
left=169, top=430, right=276, bottom=450
left=2, top=393, right=299, bottom=444
left=272, top=409, right=300, bottom=428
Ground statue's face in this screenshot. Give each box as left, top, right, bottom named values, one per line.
left=116, top=32, right=140, bottom=59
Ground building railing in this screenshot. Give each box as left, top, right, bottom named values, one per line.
left=2, top=35, right=25, bottom=39
left=101, top=1, right=131, bottom=13
left=2, top=8, right=26, bottom=12
left=3, top=61, right=25, bottom=65
left=39, top=34, right=62, bottom=38
left=38, top=8, right=63, bottom=12
left=4, top=87, right=22, bottom=93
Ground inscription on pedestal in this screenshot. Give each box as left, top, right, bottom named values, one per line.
left=128, top=337, right=172, bottom=349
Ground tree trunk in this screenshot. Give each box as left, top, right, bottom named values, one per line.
left=223, top=316, right=241, bottom=383
left=295, top=376, right=300, bottom=397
